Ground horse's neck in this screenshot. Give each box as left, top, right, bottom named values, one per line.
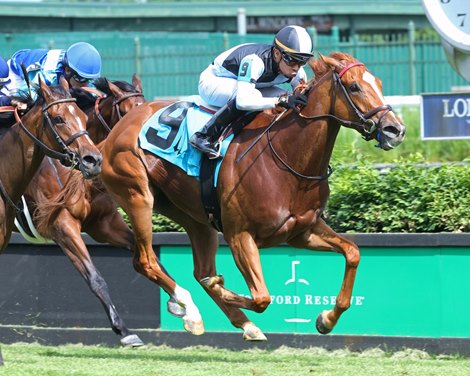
left=0, top=110, right=46, bottom=203
left=276, top=77, right=340, bottom=177
left=87, top=99, right=113, bottom=143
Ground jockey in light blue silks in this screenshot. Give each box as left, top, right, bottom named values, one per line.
left=0, top=42, right=102, bottom=105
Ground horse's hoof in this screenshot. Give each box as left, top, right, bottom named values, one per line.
left=315, top=311, right=333, bottom=335
left=120, top=334, right=144, bottom=347
left=242, top=323, right=267, bottom=341
left=183, top=317, right=205, bottom=336
left=167, top=298, right=186, bottom=318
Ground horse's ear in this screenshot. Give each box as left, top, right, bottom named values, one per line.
left=59, top=76, right=70, bottom=92
left=107, top=79, right=123, bottom=97
left=132, top=73, right=142, bottom=94
left=39, top=75, right=52, bottom=99
left=321, top=54, right=343, bottom=73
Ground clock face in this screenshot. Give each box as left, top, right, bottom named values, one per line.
left=440, top=0, right=470, bottom=34
left=422, top=0, right=470, bottom=51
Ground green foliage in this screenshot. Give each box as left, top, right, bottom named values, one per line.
left=325, top=155, right=470, bottom=233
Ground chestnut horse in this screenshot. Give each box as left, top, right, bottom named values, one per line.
left=16, top=75, right=145, bottom=346
left=101, top=52, right=406, bottom=340
left=0, top=77, right=102, bottom=252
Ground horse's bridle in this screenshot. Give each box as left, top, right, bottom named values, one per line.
left=15, top=97, right=88, bottom=168
left=264, top=62, right=392, bottom=180
left=0, top=97, right=89, bottom=212
left=298, top=62, right=393, bottom=140
left=94, top=92, right=144, bottom=133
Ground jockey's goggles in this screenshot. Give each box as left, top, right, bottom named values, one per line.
left=281, top=51, right=310, bottom=67
left=71, top=72, right=91, bottom=83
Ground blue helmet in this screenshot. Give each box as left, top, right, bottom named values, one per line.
left=0, top=56, right=10, bottom=85
left=66, top=42, right=101, bottom=79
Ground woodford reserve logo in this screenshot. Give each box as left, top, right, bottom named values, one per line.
left=270, top=260, right=365, bottom=324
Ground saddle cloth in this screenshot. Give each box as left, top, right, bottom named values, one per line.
left=138, top=99, right=233, bottom=187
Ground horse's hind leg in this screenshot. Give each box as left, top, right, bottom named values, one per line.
left=288, top=218, right=360, bottom=334
left=50, top=210, right=144, bottom=347
left=157, top=198, right=267, bottom=341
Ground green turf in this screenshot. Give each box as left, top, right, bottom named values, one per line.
left=1, top=343, right=470, bottom=376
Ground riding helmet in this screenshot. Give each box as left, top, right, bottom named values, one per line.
left=0, top=56, right=10, bottom=85
left=273, top=25, right=314, bottom=62
left=66, top=42, right=102, bottom=79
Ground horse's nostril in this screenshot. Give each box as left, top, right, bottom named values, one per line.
left=83, top=154, right=103, bottom=167
left=382, top=125, right=401, bottom=138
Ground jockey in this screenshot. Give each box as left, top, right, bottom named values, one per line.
left=0, top=42, right=101, bottom=104
left=190, top=25, right=314, bottom=159
left=0, top=55, right=11, bottom=106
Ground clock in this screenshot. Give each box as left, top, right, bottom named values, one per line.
left=422, top=0, right=470, bottom=52
left=422, top=0, right=470, bottom=83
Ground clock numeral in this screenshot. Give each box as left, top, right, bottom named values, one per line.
left=440, top=0, right=450, bottom=3
left=457, top=13, right=466, bottom=27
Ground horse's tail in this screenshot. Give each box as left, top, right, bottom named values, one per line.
left=34, top=170, right=91, bottom=237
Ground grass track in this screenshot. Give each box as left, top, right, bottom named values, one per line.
left=1, top=343, right=470, bottom=376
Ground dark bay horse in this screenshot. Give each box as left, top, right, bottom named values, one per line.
left=0, top=77, right=101, bottom=252
left=101, top=52, right=405, bottom=340
left=17, top=75, right=146, bottom=346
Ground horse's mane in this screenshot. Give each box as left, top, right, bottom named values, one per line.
left=310, top=52, right=358, bottom=79
left=94, top=77, right=138, bottom=95
left=34, top=169, right=92, bottom=237
left=70, top=87, right=96, bottom=111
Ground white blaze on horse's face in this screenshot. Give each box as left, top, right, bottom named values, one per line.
left=362, top=71, right=386, bottom=103
left=67, top=104, right=87, bottom=130
left=362, top=72, right=400, bottom=123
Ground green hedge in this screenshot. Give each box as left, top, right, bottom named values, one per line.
left=120, top=155, right=469, bottom=233
left=325, top=155, right=470, bottom=233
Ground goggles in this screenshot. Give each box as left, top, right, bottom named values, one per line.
left=71, top=71, right=91, bottom=83
left=281, top=52, right=311, bottom=67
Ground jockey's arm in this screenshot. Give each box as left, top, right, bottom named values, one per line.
left=234, top=55, right=278, bottom=111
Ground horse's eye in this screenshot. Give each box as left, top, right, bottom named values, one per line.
left=349, top=83, right=360, bottom=93
left=53, top=116, right=65, bottom=124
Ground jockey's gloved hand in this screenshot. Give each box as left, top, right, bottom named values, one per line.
left=277, top=93, right=308, bottom=110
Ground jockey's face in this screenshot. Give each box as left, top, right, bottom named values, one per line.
left=273, top=48, right=302, bottom=79
left=64, top=66, right=90, bottom=88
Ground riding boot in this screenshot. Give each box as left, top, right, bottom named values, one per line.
left=189, top=98, right=243, bottom=159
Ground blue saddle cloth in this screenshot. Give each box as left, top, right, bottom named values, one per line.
left=138, top=101, right=233, bottom=185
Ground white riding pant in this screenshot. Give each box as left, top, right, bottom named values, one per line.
left=198, top=65, right=286, bottom=108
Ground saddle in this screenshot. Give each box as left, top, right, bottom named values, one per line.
left=138, top=98, right=257, bottom=231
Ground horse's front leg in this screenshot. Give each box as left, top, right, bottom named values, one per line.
left=50, top=209, right=144, bottom=347
left=288, top=218, right=360, bottom=334
left=102, top=157, right=204, bottom=336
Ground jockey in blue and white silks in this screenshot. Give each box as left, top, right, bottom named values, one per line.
left=0, top=42, right=102, bottom=105
left=0, top=55, right=11, bottom=107
left=189, top=25, right=314, bottom=159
